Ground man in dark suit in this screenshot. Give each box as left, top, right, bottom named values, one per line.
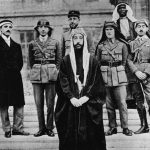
left=0, top=20, right=29, bottom=138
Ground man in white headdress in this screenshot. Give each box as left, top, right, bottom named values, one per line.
left=112, top=1, right=137, bottom=41
left=112, top=1, right=137, bottom=109
left=55, top=28, right=106, bottom=150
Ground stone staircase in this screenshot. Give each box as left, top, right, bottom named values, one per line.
left=0, top=94, right=150, bottom=150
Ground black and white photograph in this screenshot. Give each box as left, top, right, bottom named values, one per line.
left=0, top=0, right=149, bottom=150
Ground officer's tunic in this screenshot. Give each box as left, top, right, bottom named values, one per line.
left=29, top=37, right=61, bottom=83
left=127, top=36, right=150, bottom=107
left=97, top=39, right=128, bottom=87
left=96, top=39, right=129, bottom=128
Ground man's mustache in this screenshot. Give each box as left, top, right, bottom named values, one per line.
left=75, top=43, right=82, bottom=47
left=139, top=30, right=143, bottom=32
left=6, top=30, right=10, bottom=33
left=70, top=23, right=75, bottom=25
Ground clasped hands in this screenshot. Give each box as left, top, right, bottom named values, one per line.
left=70, top=96, right=89, bottom=107
left=135, top=71, right=147, bottom=80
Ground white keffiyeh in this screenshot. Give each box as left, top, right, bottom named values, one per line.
left=69, top=28, right=90, bottom=92
left=112, top=3, right=137, bottom=23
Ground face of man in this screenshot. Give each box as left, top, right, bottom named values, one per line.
left=135, top=23, right=148, bottom=36
left=68, top=16, right=80, bottom=29
left=105, top=26, right=115, bottom=39
left=1, top=23, right=13, bottom=37
left=37, top=26, right=49, bottom=37
left=117, top=4, right=127, bottom=17
left=72, top=33, right=84, bottom=50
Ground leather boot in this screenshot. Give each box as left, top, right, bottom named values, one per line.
left=134, top=108, right=149, bottom=134
left=105, top=127, right=117, bottom=136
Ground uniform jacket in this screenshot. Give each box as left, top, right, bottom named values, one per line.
left=61, top=28, right=95, bottom=57
left=28, top=37, right=61, bottom=83
left=55, top=55, right=106, bottom=150
left=127, top=37, right=150, bottom=83
left=117, top=18, right=136, bottom=41
left=96, top=39, right=128, bottom=87
left=0, top=36, right=25, bottom=106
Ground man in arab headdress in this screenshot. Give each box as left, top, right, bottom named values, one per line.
left=112, top=0, right=137, bottom=41
left=55, top=28, right=107, bottom=150
left=112, top=1, right=137, bottom=109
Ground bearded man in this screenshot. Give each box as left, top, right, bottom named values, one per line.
left=55, top=28, right=106, bottom=150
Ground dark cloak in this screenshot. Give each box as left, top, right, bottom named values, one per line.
left=0, top=36, right=25, bottom=106
left=55, top=55, right=106, bottom=150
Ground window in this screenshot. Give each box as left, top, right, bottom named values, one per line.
left=20, top=30, right=35, bottom=67
left=86, top=0, right=98, bottom=2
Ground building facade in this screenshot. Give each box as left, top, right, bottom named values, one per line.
left=0, top=0, right=149, bottom=78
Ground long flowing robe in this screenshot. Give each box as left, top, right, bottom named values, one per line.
left=55, top=55, right=106, bottom=150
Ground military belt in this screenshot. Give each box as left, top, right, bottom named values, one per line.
left=34, top=60, right=55, bottom=65
left=140, top=59, right=150, bottom=63
left=101, top=61, right=122, bottom=67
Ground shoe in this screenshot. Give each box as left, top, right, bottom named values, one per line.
left=34, top=130, right=46, bottom=137
left=134, top=126, right=149, bottom=134
left=123, top=128, right=132, bottom=136
left=105, top=128, right=117, bottom=136
left=46, top=129, right=55, bottom=137
left=12, top=130, right=30, bottom=136
left=5, top=131, right=11, bottom=138
left=135, top=108, right=149, bottom=134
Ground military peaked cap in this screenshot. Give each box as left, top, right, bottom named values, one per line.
left=68, top=10, right=80, bottom=18
left=34, top=19, right=53, bottom=31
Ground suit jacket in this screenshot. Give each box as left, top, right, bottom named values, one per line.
left=0, top=36, right=25, bottom=106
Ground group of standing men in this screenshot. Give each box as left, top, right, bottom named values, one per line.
left=0, top=1, right=150, bottom=150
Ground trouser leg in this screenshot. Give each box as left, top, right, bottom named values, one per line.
left=13, top=106, right=24, bottom=131
left=114, top=86, right=128, bottom=128
left=106, top=87, right=117, bottom=128
left=32, top=83, right=46, bottom=130
left=45, top=82, right=56, bottom=130
left=0, top=106, right=11, bottom=132
left=131, top=83, right=149, bottom=133
left=132, top=83, right=145, bottom=124
left=143, top=82, right=150, bottom=114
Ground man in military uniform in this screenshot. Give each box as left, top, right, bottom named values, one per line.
left=0, top=19, right=29, bottom=138
left=61, top=10, right=95, bottom=57
left=96, top=21, right=132, bottom=136
left=28, top=19, right=61, bottom=137
left=127, top=19, right=150, bottom=134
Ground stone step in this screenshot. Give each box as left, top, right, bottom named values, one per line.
left=1, top=95, right=149, bottom=150
left=0, top=119, right=143, bottom=127
left=5, top=111, right=143, bottom=120
left=1, top=133, right=150, bottom=150
left=0, top=125, right=142, bottom=134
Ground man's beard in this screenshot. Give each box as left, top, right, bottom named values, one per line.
left=70, top=23, right=78, bottom=29
left=119, top=11, right=127, bottom=17
left=74, top=44, right=83, bottom=51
